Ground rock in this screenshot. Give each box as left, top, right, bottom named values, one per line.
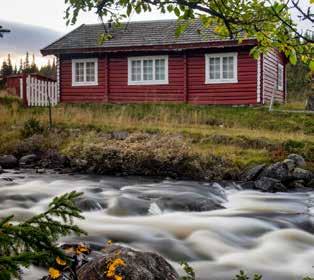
left=40, top=150, right=70, bottom=169
left=260, top=162, right=289, bottom=181
left=0, top=165, right=3, bottom=174
left=291, top=168, right=313, bottom=182
left=282, top=159, right=296, bottom=172
left=241, top=164, right=266, bottom=181
left=19, top=154, right=38, bottom=166
left=36, top=168, right=46, bottom=174
left=239, top=181, right=256, bottom=190
left=287, top=154, right=306, bottom=168
left=75, top=197, right=105, bottom=211
left=306, top=179, right=314, bottom=188
left=112, top=131, right=129, bottom=140
left=156, top=192, right=223, bottom=212
left=287, top=180, right=305, bottom=189
left=255, top=177, right=287, bottom=192
left=77, top=244, right=179, bottom=280
left=71, top=159, right=88, bottom=170
left=0, top=155, right=18, bottom=169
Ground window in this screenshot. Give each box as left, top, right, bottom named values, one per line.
left=72, top=58, right=98, bottom=86
left=128, top=56, right=168, bottom=85
left=278, top=64, right=284, bottom=91
left=205, top=53, right=238, bottom=84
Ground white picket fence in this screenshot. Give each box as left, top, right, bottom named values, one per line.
left=20, top=75, right=59, bottom=107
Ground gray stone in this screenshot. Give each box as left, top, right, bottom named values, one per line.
left=260, top=162, right=289, bottom=181
left=255, top=177, right=287, bottom=192
left=283, top=159, right=296, bottom=172
left=307, top=179, right=314, bottom=188
left=77, top=244, right=179, bottom=280
left=287, top=180, right=305, bottom=189
left=292, top=168, right=313, bottom=182
left=36, top=168, right=46, bottom=174
left=112, top=131, right=129, bottom=140
left=239, top=181, right=256, bottom=190
left=75, top=197, right=106, bottom=212
left=241, top=164, right=266, bottom=181
left=19, top=154, right=38, bottom=166
left=71, top=159, right=88, bottom=170
left=287, top=154, right=306, bottom=168
left=0, top=155, right=18, bottom=169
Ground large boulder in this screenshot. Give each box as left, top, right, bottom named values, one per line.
left=287, top=154, right=306, bottom=168
left=255, top=177, right=287, bottom=192
left=241, top=164, right=266, bottom=181
left=19, top=154, right=39, bottom=167
left=0, top=155, right=18, bottom=169
left=77, top=244, right=179, bottom=280
left=260, top=162, right=289, bottom=181
left=291, top=168, right=313, bottom=182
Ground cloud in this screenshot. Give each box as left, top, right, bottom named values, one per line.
left=0, top=20, right=62, bottom=65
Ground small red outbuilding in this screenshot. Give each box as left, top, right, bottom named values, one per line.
left=41, top=19, right=287, bottom=105
left=5, top=74, right=56, bottom=97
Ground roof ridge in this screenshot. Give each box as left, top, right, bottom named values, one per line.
left=41, top=24, right=85, bottom=52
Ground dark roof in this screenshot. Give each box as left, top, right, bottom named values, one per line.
left=41, top=19, right=254, bottom=55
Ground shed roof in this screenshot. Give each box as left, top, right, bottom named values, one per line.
left=41, top=19, right=255, bottom=55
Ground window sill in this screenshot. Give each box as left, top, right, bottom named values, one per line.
left=128, top=80, right=169, bottom=86
left=205, top=79, right=238, bottom=84
left=72, top=82, right=99, bottom=87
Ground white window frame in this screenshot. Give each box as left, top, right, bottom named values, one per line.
left=128, top=55, right=169, bottom=85
left=72, top=58, right=98, bottom=86
left=277, top=64, right=284, bottom=91
left=205, top=52, right=238, bottom=84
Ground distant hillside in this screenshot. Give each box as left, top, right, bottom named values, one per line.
left=0, top=20, right=62, bottom=62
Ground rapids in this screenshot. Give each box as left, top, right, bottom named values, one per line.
left=0, top=170, right=313, bottom=280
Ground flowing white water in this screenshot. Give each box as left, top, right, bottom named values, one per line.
left=0, top=170, right=313, bottom=280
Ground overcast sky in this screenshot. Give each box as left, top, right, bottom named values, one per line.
left=0, top=0, right=174, bottom=32
left=0, top=0, right=312, bottom=66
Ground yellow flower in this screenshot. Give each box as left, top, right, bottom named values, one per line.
left=107, top=240, right=113, bottom=245
left=56, top=256, right=66, bottom=266
left=48, top=267, right=61, bottom=279
left=106, top=258, right=125, bottom=280
left=76, top=244, right=89, bottom=255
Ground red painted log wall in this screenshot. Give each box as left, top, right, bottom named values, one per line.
left=262, top=49, right=286, bottom=103
left=59, top=47, right=263, bottom=105
left=187, top=50, right=258, bottom=105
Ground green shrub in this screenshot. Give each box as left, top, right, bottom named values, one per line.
left=21, top=118, right=44, bottom=138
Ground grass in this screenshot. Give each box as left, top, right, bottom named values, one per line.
left=0, top=92, right=313, bottom=170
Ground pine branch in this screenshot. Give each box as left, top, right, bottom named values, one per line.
left=0, top=191, right=86, bottom=280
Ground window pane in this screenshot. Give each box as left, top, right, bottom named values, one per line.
left=131, top=60, right=142, bottom=81
left=143, top=60, right=153, bottom=80
left=75, top=62, right=84, bottom=82
left=222, top=56, right=234, bottom=79
left=209, top=57, right=220, bottom=80
left=155, top=59, right=165, bottom=80
left=86, top=62, right=95, bottom=82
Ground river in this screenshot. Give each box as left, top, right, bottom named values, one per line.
left=0, top=170, right=313, bottom=280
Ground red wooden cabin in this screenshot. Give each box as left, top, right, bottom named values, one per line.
left=5, top=74, right=56, bottom=97
left=41, top=20, right=287, bottom=105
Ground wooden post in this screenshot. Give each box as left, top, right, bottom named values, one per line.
left=22, top=74, right=27, bottom=107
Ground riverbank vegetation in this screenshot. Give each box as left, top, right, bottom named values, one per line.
left=0, top=93, right=313, bottom=176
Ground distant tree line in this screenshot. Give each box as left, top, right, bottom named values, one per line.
left=0, top=52, right=57, bottom=80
